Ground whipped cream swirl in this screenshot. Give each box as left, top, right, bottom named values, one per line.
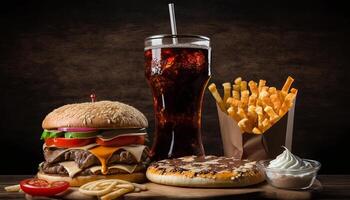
left=268, top=147, right=312, bottom=170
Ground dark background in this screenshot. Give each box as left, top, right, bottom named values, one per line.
left=0, top=0, right=349, bottom=174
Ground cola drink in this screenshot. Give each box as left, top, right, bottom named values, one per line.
left=145, top=35, right=211, bottom=161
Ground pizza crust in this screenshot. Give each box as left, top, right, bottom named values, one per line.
left=146, top=156, right=265, bottom=188
left=147, top=168, right=264, bottom=187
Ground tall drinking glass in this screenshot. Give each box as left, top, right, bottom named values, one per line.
left=145, top=35, right=211, bottom=160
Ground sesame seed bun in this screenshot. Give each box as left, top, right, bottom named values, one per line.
left=37, top=171, right=146, bottom=187
left=42, top=101, right=148, bottom=130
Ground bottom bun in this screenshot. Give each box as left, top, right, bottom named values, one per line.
left=37, top=172, right=146, bottom=187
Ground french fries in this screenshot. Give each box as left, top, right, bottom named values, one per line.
left=222, top=82, right=231, bottom=108
left=79, top=179, right=147, bottom=200
left=208, top=76, right=297, bottom=134
left=4, top=184, right=21, bottom=192
left=101, top=188, right=133, bottom=200
left=208, top=83, right=227, bottom=112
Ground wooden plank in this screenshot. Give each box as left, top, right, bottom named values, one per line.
left=124, top=182, right=263, bottom=200
left=318, top=175, right=350, bottom=185
left=0, top=175, right=31, bottom=200
left=124, top=180, right=322, bottom=200
left=0, top=175, right=349, bottom=199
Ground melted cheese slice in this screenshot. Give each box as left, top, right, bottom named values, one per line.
left=120, top=145, right=147, bottom=163
left=88, top=145, right=147, bottom=175
left=59, top=161, right=82, bottom=177
left=89, top=164, right=138, bottom=174
left=88, top=146, right=120, bottom=175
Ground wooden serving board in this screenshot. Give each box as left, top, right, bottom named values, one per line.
left=14, top=180, right=323, bottom=200
left=124, top=180, right=322, bottom=200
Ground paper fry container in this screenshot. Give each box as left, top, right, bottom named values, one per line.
left=216, top=99, right=296, bottom=160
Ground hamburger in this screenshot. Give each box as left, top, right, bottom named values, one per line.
left=37, top=101, right=149, bottom=186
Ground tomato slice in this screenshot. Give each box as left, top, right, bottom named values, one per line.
left=20, top=178, right=69, bottom=196
left=96, top=135, right=145, bottom=147
left=45, top=137, right=95, bottom=148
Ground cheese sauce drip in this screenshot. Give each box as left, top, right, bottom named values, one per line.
left=89, top=146, right=120, bottom=174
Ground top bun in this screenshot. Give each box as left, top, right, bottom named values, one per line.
left=42, top=101, right=148, bottom=129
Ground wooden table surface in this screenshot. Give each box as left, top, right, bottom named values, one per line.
left=0, top=175, right=349, bottom=200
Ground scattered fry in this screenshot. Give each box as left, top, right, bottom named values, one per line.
left=101, top=188, right=133, bottom=200
left=131, top=183, right=147, bottom=191
left=4, top=184, right=20, bottom=192
left=79, top=179, right=147, bottom=200
left=80, top=180, right=118, bottom=196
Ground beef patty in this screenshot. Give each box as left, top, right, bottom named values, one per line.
left=44, top=146, right=149, bottom=169
left=39, top=162, right=147, bottom=176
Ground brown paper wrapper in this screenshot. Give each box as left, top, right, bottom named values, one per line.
left=217, top=100, right=295, bottom=160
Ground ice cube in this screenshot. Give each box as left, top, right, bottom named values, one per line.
left=194, top=51, right=205, bottom=66
left=164, top=56, right=175, bottom=69
left=151, top=59, right=162, bottom=75
left=186, top=53, right=197, bottom=66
